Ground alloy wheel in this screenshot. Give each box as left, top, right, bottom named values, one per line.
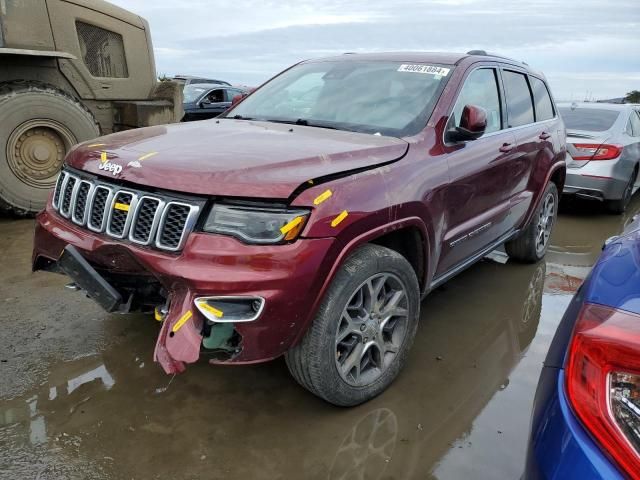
left=334, top=273, right=409, bottom=387
left=536, top=192, right=556, bottom=255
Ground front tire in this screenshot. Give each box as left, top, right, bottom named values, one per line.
left=506, top=182, right=558, bottom=263
left=285, top=244, right=420, bottom=406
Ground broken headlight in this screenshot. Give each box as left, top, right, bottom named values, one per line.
left=203, top=204, right=309, bottom=244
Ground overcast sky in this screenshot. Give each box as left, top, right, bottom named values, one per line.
left=111, top=0, right=639, bottom=101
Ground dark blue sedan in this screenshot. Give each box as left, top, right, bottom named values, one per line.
left=525, top=213, right=640, bottom=479
left=181, top=83, right=248, bottom=122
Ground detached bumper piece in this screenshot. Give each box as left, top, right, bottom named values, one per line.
left=58, top=246, right=129, bottom=312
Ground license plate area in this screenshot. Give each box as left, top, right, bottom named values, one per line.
left=58, top=245, right=123, bottom=312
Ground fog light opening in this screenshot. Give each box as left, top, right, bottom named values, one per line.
left=194, top=296, right=265, bottom=323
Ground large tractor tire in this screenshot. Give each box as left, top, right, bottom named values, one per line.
left=0, top=81, right=100, bottom=216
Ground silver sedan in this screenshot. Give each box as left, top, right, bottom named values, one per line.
left=559, top=102, right=640, bottom=213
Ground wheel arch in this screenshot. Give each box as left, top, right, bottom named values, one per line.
left=290, top=217, right=431, bottom=348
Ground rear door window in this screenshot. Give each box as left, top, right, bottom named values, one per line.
left=558, top=107, right=620, bottom=132
left=529, top=77, right=554, bottom=121
left=451, top=68, right=502, bottom=134
left=502, top=70, right=534, bottom=127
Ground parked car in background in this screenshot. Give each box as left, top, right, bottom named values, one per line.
left=173, top=75, right=231, bottom=87
left=33, top=51, right=565, bottom=406
left=558, top=102, right=640, bottom=213
left=525, top=213, right=640, bottom=479
left=182, top=83, right=249, bottom=121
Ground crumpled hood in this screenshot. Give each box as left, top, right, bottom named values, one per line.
left=66, top=119, right=409, bottom=199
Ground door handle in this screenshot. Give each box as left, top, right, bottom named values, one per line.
left=539, top=132, right=551, bottom=140
left=499, top=143, right=514, bottom=153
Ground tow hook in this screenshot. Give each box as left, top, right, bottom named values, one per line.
left=154, top=304, right=169, bottom=322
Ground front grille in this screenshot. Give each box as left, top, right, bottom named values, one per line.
left=131, top=197, right=161, bottom=244
left=60, top=176, right=76, bottom=217
left=72, top=181, right=92, bottom=224
left=52, top=170, right=200, bottom=252
left=53, top=173, right=65, bottom=209
left=88, top=186, right=111, bottom=231
left=158, top=203, right=191, bottom=249
left=107, top=191, right=134, bottom=238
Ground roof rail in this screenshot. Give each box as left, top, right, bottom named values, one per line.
left=466, top=50, right=528, bottom=66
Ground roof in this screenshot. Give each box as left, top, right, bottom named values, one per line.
left=304, top=51, right=541, bottom=74
left=186, top=83, right=247, bottom=90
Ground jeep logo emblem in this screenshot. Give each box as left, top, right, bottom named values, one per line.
left=99, top=161, right=123, bottom=176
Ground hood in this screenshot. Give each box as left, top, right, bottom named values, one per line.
left=67, top=120, right=409, bottom=199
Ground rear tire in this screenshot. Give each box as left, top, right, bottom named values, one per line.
left=285, top=244, right=420, bottom=406
left=607, top=166, right=638, bottom=214
left=506, top=182, right=558, bottom=263
left=0, top=81, right=100, bottom=216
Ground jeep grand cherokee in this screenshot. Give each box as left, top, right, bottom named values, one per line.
left=33, top=51, right=566, bottom=406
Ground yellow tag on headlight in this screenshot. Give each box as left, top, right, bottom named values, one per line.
left=280, top=216, right=303, bottom=235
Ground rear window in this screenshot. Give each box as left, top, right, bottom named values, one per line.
left=502, top=70, right=534, bottom=127
left=559, top=107, right=620, bottom=132
left=530, top=77, right=555, bottom=121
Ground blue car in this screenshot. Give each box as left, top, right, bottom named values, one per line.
left=525, top=214, right=640, bottom=479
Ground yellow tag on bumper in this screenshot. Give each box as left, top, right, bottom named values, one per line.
left=172, top=310, right=193, bottom=333
left=114, top=202, right=130, bottom=212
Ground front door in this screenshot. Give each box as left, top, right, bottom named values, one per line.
left=437, top=66, right=519, bottom=276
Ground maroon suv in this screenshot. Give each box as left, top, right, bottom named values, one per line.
left=33, top=51, right=566, bottom=406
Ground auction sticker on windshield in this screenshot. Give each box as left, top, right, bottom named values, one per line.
left=397, top=64, right=450, bottom=76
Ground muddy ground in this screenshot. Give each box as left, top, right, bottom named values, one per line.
left=1, top=194, right=639, bottom=480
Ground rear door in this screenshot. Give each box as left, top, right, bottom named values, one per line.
left=437, top=65, right=518, bottom=276
left=498, top=69, right=544, bottom=225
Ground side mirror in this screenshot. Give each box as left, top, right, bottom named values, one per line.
left=198, top=98, right=211, bottom=108
left=447, top=104, right=487, bottom=142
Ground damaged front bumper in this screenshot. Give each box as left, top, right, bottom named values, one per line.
left=33, top=207, right=335, bottom=374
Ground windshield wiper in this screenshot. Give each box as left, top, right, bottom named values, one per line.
left=231, top=114, right=254, bottom=120
left=264, top=118, right=339, bottom=130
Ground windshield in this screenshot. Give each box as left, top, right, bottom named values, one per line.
left=225, top=60, right=452, bottom=136
left=183, top=85, right=210, bottom=103
left=559, top=107, right=620, bottom=132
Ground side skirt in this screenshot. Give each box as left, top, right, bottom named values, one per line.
left=426, top=229, right=520, bottom=294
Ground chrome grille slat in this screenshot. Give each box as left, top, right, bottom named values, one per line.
left=60, top=175, right=79, bottom=218
left=52, top=170, right=199, bottom=252
left=106, top=190, right=138, bottom=239
left=87, top=185, right=113, bottom=232
left=156, top=202, right=200, bottom=251
left=52, top=171, right=67, bottom=210
left=129, top=196, right=164, bottom=245
left=72, top=181, right=93, bottom=225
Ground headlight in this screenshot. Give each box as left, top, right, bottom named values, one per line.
left=203, top=204, right=309, bottom=244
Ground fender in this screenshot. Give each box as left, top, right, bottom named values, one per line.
left=521, top=160, right=566, bottom=229
left=290, top=216, right=431, bottom=347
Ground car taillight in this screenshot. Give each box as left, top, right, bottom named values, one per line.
left=572, top=143, right=623, bottom=160
left=566, top=303, right=640, bottom=478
